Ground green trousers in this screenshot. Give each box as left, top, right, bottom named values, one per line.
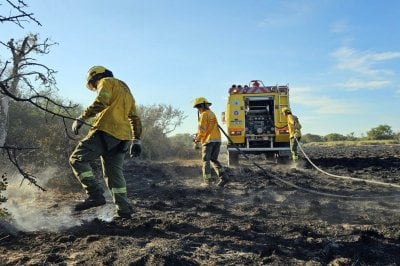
left=201, top=142, right=224, bottom=180
left=69, top=130, right=131, bottom=213
left=290, top=137, right=300, bottom=161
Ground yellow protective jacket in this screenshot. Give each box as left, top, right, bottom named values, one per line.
left=287, top=114, right=302, bottom=139
left=79, top=77, right=142, bottom=141
left=195, top=109, right=221, bottom=144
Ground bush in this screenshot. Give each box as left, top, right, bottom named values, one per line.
left=169, top=133, right=199, bottom=159
left=138, top=104, right=192, bottom=160
left=6, top=101, right=81, bottom=168
left=395, top=132, right=400, bottom=142
left=366, top=124, right=395, bottom=140
left=301, top=133, right=324, bottom=143
left=324, top=133, right=347, bottom=142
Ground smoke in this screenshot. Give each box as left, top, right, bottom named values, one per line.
left=3, top=167, right=114, bottom=232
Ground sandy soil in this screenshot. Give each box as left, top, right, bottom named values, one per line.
left=1, top=145, right=400, bottom=265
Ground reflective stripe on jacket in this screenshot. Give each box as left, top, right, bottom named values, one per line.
left=80, top=77, right=142, bottom=140
left=196, top=109, right=221, bottom=144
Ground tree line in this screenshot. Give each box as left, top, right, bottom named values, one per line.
left=3, top=100, right=198, bottom=166
left=301, top=124, right=400, bottom=143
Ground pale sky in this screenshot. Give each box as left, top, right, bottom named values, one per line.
left=2, top=0, right=400, bottom=137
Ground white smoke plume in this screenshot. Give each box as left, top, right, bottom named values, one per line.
left=3, top=167, right=114, bottom=232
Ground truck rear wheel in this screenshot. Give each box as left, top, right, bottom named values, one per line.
left=228, top=151, right=239, bottom=166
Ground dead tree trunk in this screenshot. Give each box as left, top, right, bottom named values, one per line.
left=0, top=37, right=30, bottom=146
left=0, top=94, right=9, bottom=146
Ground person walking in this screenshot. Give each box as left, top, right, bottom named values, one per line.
left=70, top=66, right=142, bottom=219
left=282, top=107, right=302, bottom=162
left=193, top=97, right=228, bottom=187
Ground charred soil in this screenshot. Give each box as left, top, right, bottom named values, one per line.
left=1, top=145, right=400, bottom=265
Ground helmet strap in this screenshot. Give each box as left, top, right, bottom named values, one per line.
left=89, top=69, right=114, bottom=88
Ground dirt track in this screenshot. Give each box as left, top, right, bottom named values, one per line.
left=1, top=145, right=400, bottom=265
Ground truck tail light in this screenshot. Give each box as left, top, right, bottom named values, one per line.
left=230, top=130, right=242, bottom=136
left=279, top=129, right=289, bottom=134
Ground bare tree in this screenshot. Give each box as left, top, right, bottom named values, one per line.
left=0, top=36, right=79, bottom=188
left=0, top=34, right=59, bottom=145
left=0, top=1, right=77, bottom=189
left=0, top=1, right=44, bottom=147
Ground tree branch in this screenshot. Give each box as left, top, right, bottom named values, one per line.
left=0, top=0, right=41, bottom=27
left=0, top=81, right=78, bottom=124
left=1, top=145, right=45, bottom=191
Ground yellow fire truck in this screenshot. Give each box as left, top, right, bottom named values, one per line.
left=222, top=80, right=291, bottom=165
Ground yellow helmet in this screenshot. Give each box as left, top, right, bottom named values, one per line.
left=282, top=107, right=291, bottom=114
left=192, top=97, right=212, bottom=108
left=86, top=66, right=113, bottom=90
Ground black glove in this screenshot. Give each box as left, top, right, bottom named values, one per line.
left=72, top=119, right=84, bottom=135
left=130, top=139, right=141, bottom=157
left=193, top=142, right=200, bottom=150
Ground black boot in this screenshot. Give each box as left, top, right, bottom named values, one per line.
left=115, top=206, right=134, bottom=219
left=217, top=174, right=228, bottom=187
left=74, top=194, right=106, bottom=211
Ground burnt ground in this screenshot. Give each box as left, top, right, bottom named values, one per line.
left=1, top=144, right=400, bottom=265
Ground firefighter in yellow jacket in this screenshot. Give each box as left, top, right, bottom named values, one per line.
left=70, top=66, right=142, bottom=219
left=282, top=107, right=302, bottom=161
left=193, top=97, right=228, bottom=187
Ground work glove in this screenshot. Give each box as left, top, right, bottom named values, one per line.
left=193, top=142, right=200, bottom=150
left=192, top=135, right=200, bottom=150
left=294, top=132, right=300, bottom=139
left=72, top=119, right=84, bottom=135
left=192, top=133, right=198, bottom=143
left=130, top=139, right=142, bottom=157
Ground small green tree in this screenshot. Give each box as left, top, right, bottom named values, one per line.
left=324, top=133, right=347, bottom=142
left=301, top=133, right=324, bottom=143
left=138, top=104, right=186, bottom=160
left=366, top=124, right=395, bottom=140
left=345, top=132, right=359, bottom=141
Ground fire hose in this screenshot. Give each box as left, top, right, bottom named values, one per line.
left=218, top=125, right=400, bottom=199
left=295, top=138, right=400, bottom=189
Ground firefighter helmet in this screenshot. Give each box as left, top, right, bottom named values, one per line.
left=86, top=66, right=113, bottom=90
left=192, top=97, right=212, bottom=108
left=282, top=107, right=291, bottom=114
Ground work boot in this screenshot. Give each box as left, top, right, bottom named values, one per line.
left=74, top=194, right=106, bottom=211
left=217, top=174, right=229, bottom=187
left=114, top=206, right=134, bottom=219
